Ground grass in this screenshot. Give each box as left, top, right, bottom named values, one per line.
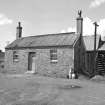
left=0, top=74, right=105, bottom=105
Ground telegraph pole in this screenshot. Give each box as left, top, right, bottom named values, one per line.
left=93, top=22, right=99, bottom=75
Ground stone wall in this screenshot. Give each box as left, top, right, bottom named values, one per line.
left=5, top=49, right=28, bottom=74
left=5, top=47, right=74, bottom=78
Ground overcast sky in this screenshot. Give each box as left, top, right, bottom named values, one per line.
left=0, top=0, right=105, bottom=51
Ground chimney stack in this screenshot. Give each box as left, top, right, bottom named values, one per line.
left=76, top=10, right=83, bottom=35
left=16, top=22, right=22, bottom=39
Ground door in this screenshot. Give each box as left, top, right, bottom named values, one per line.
left=28, top=52, right=36, bottom=72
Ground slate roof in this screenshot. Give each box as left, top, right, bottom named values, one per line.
left=6, top=32, right=79, bottom=49
left=83, top=35, right=101, bottom=51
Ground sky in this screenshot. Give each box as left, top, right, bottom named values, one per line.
left=0, top=0, right=105, bottom=51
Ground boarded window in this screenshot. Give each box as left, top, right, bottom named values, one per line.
left=50, top=49, right=57, bottom=63
left=13, top=51, right=19, bottom=62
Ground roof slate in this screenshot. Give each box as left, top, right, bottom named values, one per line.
left=6, top=32, right=79, bottom=49
left=83, top=35, right=101, bottom=51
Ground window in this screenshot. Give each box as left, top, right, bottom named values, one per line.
left=50, top=49, right=57, bottom=63
left=13, top=51, right=19, bottom=62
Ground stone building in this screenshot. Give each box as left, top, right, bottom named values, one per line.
left=5, top=12, right=85, bottom=78
left=5, top=11, right=105, bottom=78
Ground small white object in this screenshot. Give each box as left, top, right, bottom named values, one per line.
left=72, top=73, right=75, bottom=79
left=69, top=68, right=75, bottom=79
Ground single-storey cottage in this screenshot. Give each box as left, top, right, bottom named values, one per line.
left=6, top=11, right=105, bottom=78
left=5, top=11, right=85, bottom=78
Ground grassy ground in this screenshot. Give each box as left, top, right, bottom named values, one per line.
left=0, top=74, right=105, bottom=105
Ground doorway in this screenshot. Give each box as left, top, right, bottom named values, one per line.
left=28, top=52, right=36, bottom=73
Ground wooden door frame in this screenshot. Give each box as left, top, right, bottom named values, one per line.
left=28, top=52, right=36, bottom=71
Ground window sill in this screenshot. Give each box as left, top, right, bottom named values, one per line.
left=50, top=60, right=58, bottom=64
left=13, top=59, right=19, bottom=63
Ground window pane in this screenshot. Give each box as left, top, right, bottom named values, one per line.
left=13, top=51, right=19, bottom=62
left=50, top=49, right=57, bottom=63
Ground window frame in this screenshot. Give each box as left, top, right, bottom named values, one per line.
left=13, top=51, right=19, bottom=62
left=50, top=49, right=58, bottom=63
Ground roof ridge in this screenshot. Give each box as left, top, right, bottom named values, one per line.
left=83, top=35, right=101, bottom=37
left=22, top=32, right=75, bottom=39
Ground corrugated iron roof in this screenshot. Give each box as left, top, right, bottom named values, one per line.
left=6, top=32, right=79, bottom=49
left=83, top=35, right=101, bottom=51
left=98, top=43, right=105, bottom=51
